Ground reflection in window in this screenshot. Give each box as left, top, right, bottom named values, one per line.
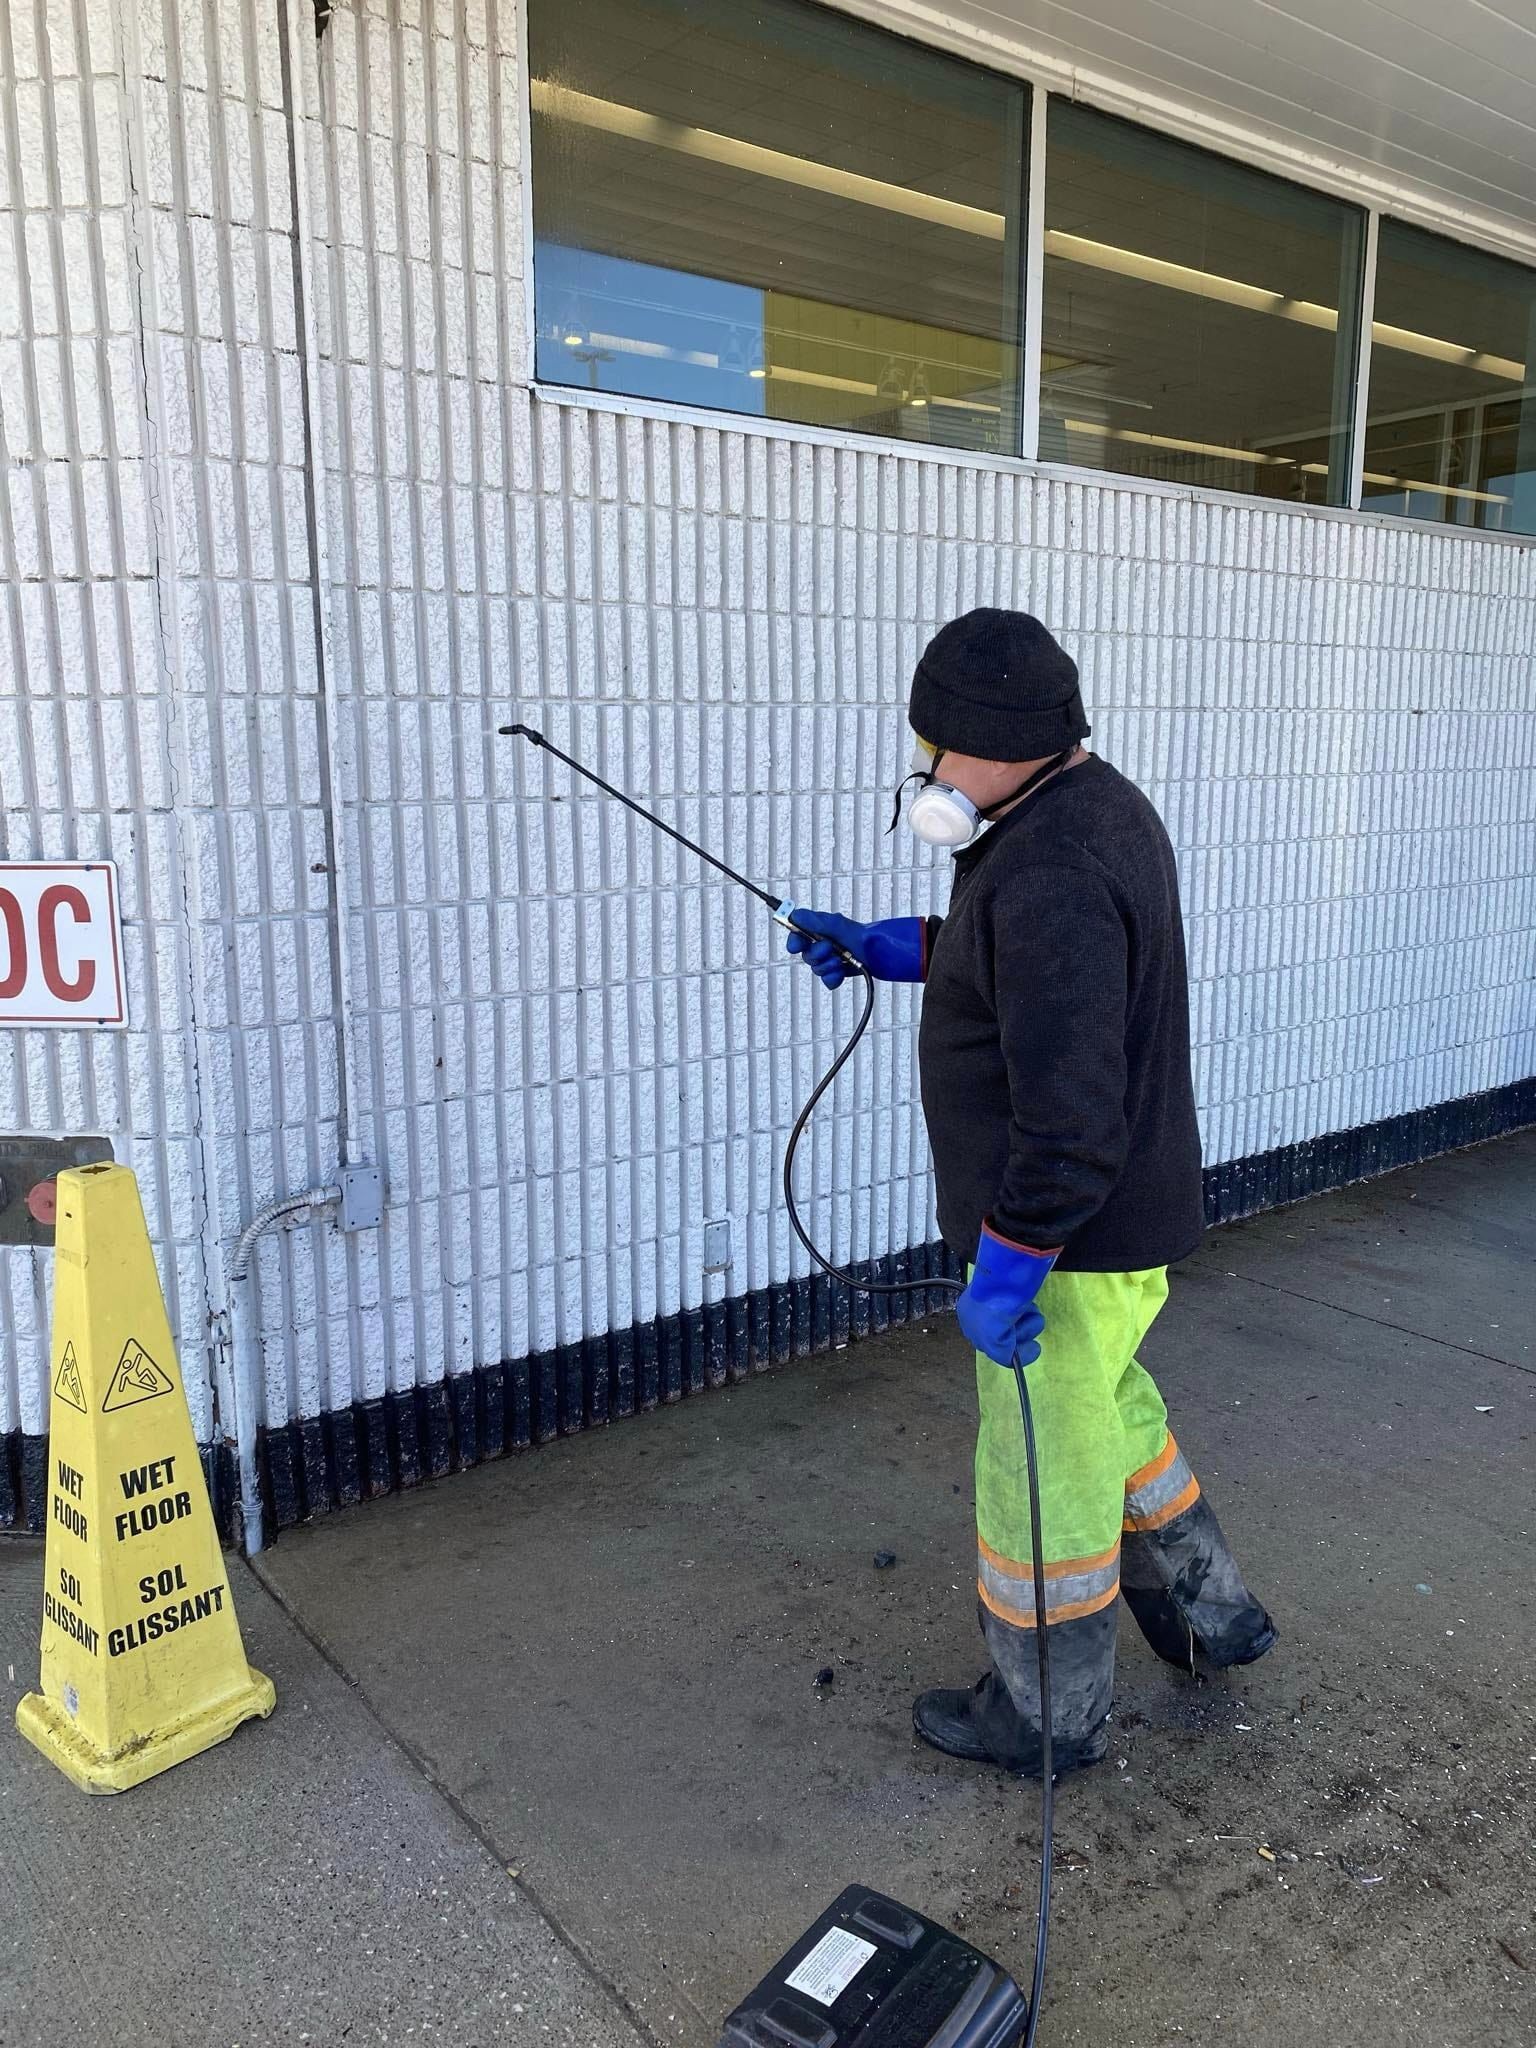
left=1040, top=104, right=1365, bottom=506
left=537, top=244, right=767, bottom=414
left=1362, top=222, right=1536, bottom=534
left=528, top=0, right=1027, bottom=454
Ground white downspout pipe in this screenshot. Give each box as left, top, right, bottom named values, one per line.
left=209, top=8, right=369, bottom=1558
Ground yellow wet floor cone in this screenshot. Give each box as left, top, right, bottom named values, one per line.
left=16, top=1163, right=275, bottom=1792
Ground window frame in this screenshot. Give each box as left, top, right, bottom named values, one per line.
left=1356, top=211, right=1536, bottom=535
left=524, top=0, right=1036, bottom=460
left=521, top=0, right=1536, bottom=547
left=1035, top=93, right=1371, bottom=512
left=1347, top=212, right=1381, bottom=513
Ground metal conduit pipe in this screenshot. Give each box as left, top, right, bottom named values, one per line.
left=225, top=1185, right=341, bottom=1555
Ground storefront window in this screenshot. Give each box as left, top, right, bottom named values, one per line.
left=1362, top=221, right=1536, bottom=534
left=530, top=0, right=1536, bottom=530
left=1040, top=104, right=1365, bottom=506
left=528, top=0, right=1028, bottom=455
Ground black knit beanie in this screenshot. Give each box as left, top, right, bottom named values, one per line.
left=908, top=609, right=1088, bottom=760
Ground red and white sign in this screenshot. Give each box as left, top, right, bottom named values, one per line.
left=0, top=863, right=128, bottom=1027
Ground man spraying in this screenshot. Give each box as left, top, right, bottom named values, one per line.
left=787, top=608, right=1275, bottom=1777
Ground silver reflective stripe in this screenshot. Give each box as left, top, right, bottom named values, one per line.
left=977, top=1543, right=1120, bottom=1627
left=1125, top=1440, right=1199, bottom=1529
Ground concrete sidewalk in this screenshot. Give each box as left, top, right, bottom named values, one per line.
left=0, top=1552, right=647, bottom=2046
left=4, top=1131, right=1534, bottom=2048
left=258, top=1132, right=1536, bottom=2048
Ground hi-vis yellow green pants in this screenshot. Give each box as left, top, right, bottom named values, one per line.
left=973, top=1267, right=1275, bottom=1754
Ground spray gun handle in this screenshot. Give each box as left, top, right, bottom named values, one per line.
left=773, top=902, right=863, bottom=973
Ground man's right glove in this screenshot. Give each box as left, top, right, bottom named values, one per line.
left=956, top=1221, right=1059, bottom=1368
left=784, top=910, right=926, bottom=990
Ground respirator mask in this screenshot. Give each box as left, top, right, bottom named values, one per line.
left=892, top=739, right=1076, bottom=850
left=903, top=743, right=986, bottom=849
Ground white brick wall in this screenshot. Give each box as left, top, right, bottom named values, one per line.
left=304, top=0, right=531, bottom=1408
left=3, top=0, right=1535, bottom=1486
left=1, top=0, right=219, bottom=1442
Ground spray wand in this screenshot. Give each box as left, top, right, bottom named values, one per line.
left=500, top=723, right=816, bottom=946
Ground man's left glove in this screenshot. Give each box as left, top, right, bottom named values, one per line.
left=956, top=1221, right=1059, bottom=1368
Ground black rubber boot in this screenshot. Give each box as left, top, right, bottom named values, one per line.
left=913, top=1672, right=1109, bottom=1778
left=913, top=1678, right=996, bottom=1763
left=913, top=1603, right=1116, bottom=1778
left=1118, top=1580, right=1196, bottom=1672
left=1122, top=1496, right=1277, bottom=1671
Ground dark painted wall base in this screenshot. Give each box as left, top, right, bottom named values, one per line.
left=255, top=1241, right=967, bottom=1532
left=1, top=1434, right=238, bottom=1541
left=1201, top=1075, right=1536, bottom=1228
left=4, top=1074, right=1533, bottom=1541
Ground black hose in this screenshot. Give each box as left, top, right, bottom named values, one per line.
left=782, top=960, right=1053, bottom=2048
left=1012, top=1353, right=1053, bottom=2043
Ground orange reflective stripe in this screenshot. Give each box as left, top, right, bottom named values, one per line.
left=978, top=1576, right=1120, bottom=1630
left=1125, top=1471, right=1201, bottom=1533
left=1125, top=1435, right=1180, bottom=1495
left=977, top=1533, right=1120, bottom=1630
left=1124, top=1433, right=1202, bottom=1532
left=977, top=1532, right=1120, bottom=1582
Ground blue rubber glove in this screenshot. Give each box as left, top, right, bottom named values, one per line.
left=956, top=1221, right=1059, bottom=1368
left=784, top=910, right=926, bottom=990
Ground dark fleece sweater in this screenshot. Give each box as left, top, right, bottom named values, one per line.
left=918, top=755, right=1203, bottom=1272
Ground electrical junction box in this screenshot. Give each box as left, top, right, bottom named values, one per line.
left=720, top=1886, right=1029, bottom=2048
left=339, top=1165, right=384, bottom=1231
